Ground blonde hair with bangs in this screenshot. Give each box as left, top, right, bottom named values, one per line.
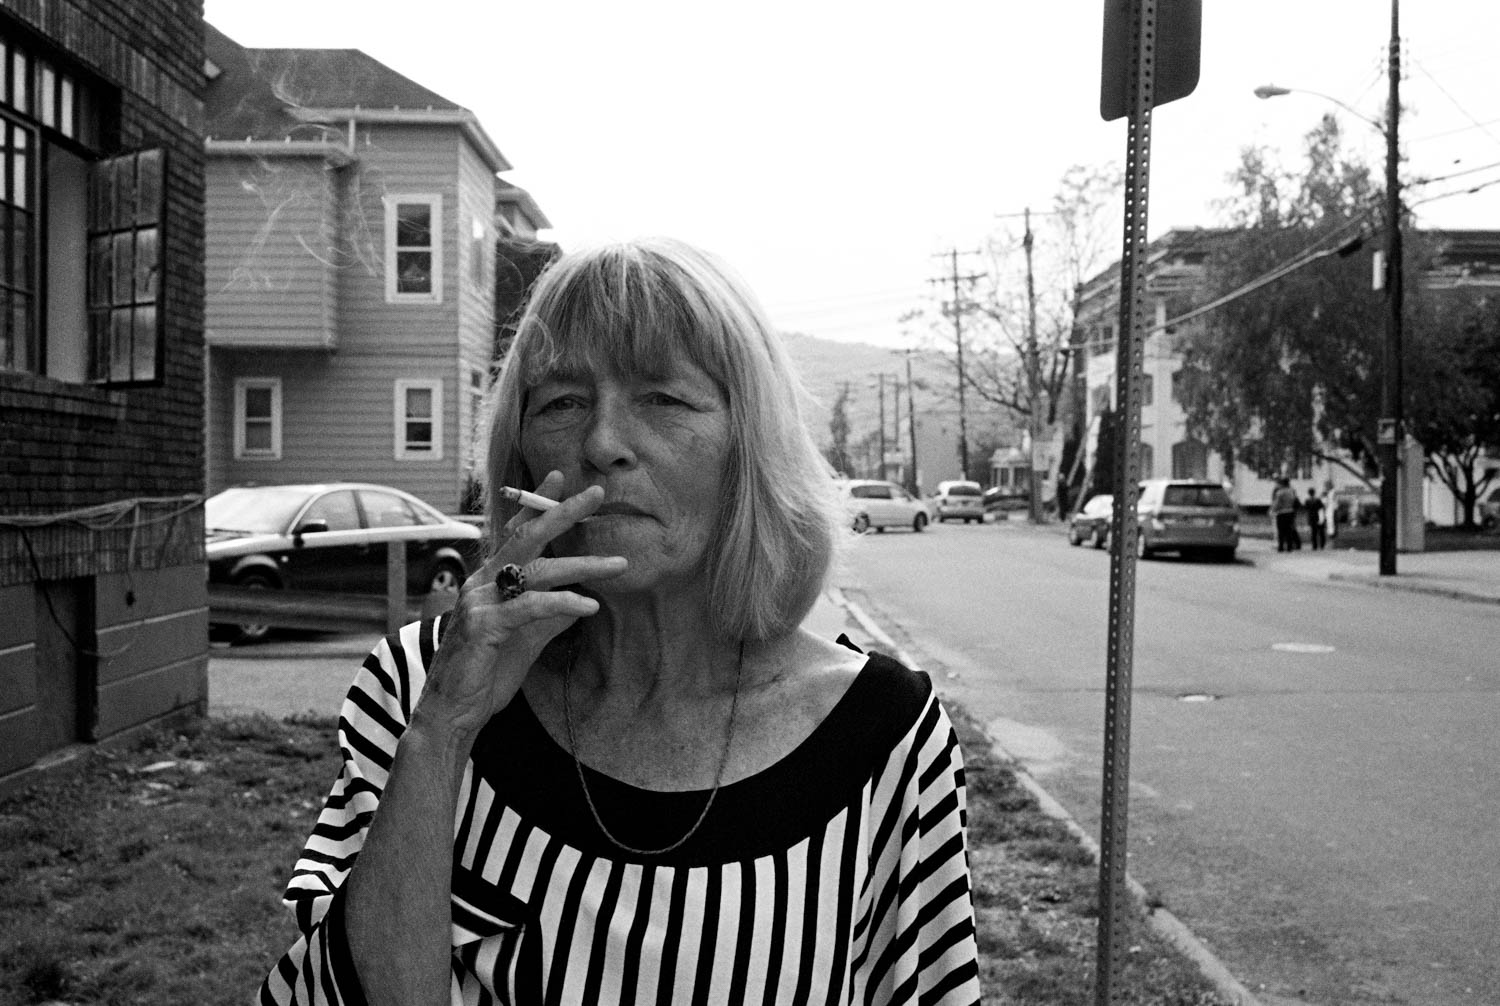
left=484, top=238, right=843, bottom=641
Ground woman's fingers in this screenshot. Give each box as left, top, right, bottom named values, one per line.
left=483, top=555, right=627, bottom=599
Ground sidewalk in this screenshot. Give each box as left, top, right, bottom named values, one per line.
left=1238, top=532, right=1500, bottom=604
left=208, top=593, right=880, bottom=720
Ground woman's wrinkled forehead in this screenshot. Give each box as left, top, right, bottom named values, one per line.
left=515, top=257, right=733, bottom=390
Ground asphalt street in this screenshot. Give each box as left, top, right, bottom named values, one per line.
left=834, top=518, right=1498, bottom=1006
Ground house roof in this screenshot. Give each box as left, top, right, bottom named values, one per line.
left=204, top=22, right=511, bottom=172
left=496, top=179, right=553, bottom=232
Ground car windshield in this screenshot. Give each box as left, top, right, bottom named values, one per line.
left=946, top=485, right=981, bottom=497
left=206, top=487, right=315, bottom=534
left=1162, top=485, right=1233, bottom=507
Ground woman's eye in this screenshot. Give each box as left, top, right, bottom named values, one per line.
left=644, top=391, right=687, bottom=407
left=536, top=395, right=585, bottom=414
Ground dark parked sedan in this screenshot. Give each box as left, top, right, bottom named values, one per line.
left=206, top=483, right=482, bottom=643
left=1067, top=493, right=1114, bottom=548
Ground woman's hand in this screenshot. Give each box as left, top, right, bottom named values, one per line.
left=415, top=472, right=626, bottom=740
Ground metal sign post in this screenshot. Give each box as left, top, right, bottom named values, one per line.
left=1096, top=0, right=1198, bottom=999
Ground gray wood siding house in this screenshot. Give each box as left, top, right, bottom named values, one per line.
left=202, top=24, right=550, bottom=513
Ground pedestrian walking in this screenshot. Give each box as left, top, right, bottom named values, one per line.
left=1305, top=488, right=1327, bottom=550
left=1271, top=478, right=1301, bottom=552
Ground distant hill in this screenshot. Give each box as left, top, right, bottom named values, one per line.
left=780, top=331, right=959, bottom=444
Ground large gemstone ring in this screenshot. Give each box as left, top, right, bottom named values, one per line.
left=495, top=563, right=527, bottom=601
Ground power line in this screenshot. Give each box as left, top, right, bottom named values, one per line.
left=928, top=248, right=984, bottom=479
left=1410, top=57, right=1500, bottom=152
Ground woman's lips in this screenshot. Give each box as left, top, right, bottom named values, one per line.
left=593, top=502, right=649, bottom=518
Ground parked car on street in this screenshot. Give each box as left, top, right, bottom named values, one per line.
left=1135, top=479, right=1240, bottom=561
left=933, top=480, right=985, bottom=523
left=838, top=479, right=931, bottom=533
left=206, top=482, right=483, bottom=643
left=982, top=486, right=1030, bottom=513
left=1067, top=493, right=1114, bottom=549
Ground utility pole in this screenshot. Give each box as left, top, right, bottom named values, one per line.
left=930, top=249, right=984, bottom=479
left=1378, top=0, right=1403, bottom=576
left=904, top=348, right=920, bottom=496
left=890, top=374, right=903, bottom=487
left=1024, top=208, right=1043, bottom=522
left=875, top=373, right=888, bottom=481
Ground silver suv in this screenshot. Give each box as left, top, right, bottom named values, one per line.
left=933, top=480, right=985, bottom=523
left=1135, top=479, right=1240, bottom=562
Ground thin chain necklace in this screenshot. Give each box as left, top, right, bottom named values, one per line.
left=562, top=639, right=744, bottom=856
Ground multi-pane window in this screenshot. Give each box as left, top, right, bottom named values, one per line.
left=234, top=378, right=282, bottom=459
left=395, top=379, right=443, bottom=459
left=385, top=195, right=442, bottom=302
left=1, top=30, right=161, bottom=387
left=89, top=149, right=164, bottom=384
left=0, top=114, right=35, bottom=372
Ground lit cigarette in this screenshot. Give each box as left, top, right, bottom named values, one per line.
left=499, top=485, right=560, bottom=511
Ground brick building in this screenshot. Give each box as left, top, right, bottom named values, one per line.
left=0, top=0, right=207, bottom=793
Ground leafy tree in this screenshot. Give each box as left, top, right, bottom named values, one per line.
left=1176, top=115, right=1383, bottom=482
left=1178, top=114, right=1500, bottom=510
left=1406, top=285, right=1500, bottom=525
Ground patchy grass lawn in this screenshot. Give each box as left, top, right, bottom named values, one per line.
left=0, top=715, right=337, bottom=1006
left=1, top=711, right=1231, bottom=1005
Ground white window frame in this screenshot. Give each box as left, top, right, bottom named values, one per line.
left=395, top=378, right=443, bottom=460
left=384, top=194, right=443, bottom=304
left=233, top=377, right=282, bottom=460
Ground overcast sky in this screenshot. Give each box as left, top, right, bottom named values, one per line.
left=203, top=1, right=1500, bottom=347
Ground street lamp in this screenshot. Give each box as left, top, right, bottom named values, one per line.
left=1252, top=84, right=1386, bottom=133
left=1254, top=0, right=1403, bottom=575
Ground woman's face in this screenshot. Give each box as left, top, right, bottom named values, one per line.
left=519, top=358, right=732, bottom=596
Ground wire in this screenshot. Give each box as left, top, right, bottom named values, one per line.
left=1408, top=174, right=1500, bottom=211
left=0, top=494, right=203, bottom=529
left=1410, top=58, right=1500, bottom=153
left=1077, top=214, right=1373, bottom=353
left=1406, top=158, right=1500, bottom=188
left=8, top=494, right=205, bottom=662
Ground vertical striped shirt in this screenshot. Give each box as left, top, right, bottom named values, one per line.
left=259, top=618, right=981, bottom=1005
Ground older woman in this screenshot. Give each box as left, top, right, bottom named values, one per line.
left=260, top=238, right=980, bottom=1005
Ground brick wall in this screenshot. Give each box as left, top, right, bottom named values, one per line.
left=0, top=0, right=208, bottom=792
left=0, top=0, right=206, bottom=512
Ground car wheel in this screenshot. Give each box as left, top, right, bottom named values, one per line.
left=428, top=560, right=465, bottom=594
left=228, top=572, right=278, bottom=645
left=1214, top=547, right=1237, bottom=563
left=1092, top=527, right=1108, bottom=549
left=1068, top=526, right=1082, bottom=546
left=852, top=514, right=870, bottom=534
left=913, top=512, right=928, bottom=532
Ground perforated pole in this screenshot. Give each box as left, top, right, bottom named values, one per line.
left=1095, top=0, right=1154, bottom=1000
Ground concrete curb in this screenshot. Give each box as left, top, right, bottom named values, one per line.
left=824, top=587, right=1263, bottom=1006
left=1325, top=571, right=1500, bottom=605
